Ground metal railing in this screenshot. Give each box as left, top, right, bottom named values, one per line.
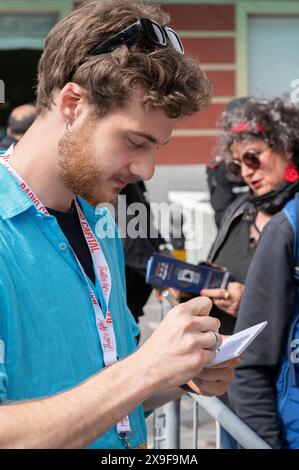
left=152, top=394, right=271, bottom=449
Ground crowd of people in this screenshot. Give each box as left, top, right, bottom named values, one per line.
left=0, top=0, right=299, bottom=450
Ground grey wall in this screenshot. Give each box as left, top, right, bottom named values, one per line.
left=145, top=164, right=209, bottom=203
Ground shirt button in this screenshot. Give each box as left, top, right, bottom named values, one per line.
left=59, top=243, right=67, bottom=251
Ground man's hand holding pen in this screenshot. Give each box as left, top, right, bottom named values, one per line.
left=136, top=290, right=238, bottom=397
left=161, top=290, right=238, bottom=396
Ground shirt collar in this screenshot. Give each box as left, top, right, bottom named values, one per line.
left=0, top=141, right=104, bottom=221
left=0, top=162, right=33, bottom=219
left=0, top=162, right=100, bottom=221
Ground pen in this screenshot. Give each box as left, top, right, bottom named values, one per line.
left=161, top=289, right=179, bottom=307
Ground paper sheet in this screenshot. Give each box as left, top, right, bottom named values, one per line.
left=207, top=321, right=268, bottom=367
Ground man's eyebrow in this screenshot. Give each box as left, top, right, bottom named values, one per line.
left=127, top=130, right=169, bottom=146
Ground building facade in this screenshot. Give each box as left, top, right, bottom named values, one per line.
left=0, top=0, right=299, bottom=172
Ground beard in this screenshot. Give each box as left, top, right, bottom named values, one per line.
left=58, top=116, right=137, bottom=206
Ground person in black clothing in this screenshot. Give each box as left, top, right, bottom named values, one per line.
left=228, top=210, right=296, bottom=448
left=201, top=97, right=299, bottom=335
left=206, top=155, right=247, bottom=229
left=118, top=181, right=167, bottom=328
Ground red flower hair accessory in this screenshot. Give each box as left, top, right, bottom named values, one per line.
left=284, top=163, right=299, bottom=183
left=230, top=122, right=265, bottom=134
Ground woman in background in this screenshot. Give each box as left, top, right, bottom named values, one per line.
left=202, top=97, right=299, bottom=335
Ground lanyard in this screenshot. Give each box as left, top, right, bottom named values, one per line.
left=0, top=150, right=131, bottom=438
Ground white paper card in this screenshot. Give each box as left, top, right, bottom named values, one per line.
left=207, top=321, right=268, bottom=367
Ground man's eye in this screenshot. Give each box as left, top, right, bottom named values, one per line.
left=128, top=140, right=144, bottom=150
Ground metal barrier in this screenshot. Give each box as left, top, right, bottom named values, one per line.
left=151, top=301, right=271, bottom=450
left=152, top=394, right=271, bottom=449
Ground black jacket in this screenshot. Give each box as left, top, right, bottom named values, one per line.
left=117, top=182, right=166, bottom=322
left=208, top=192, right=254, bottom=262
left=228, top=211, right=296, bottom=448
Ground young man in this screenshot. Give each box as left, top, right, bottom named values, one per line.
left=0, top=0, right=237, bottom=449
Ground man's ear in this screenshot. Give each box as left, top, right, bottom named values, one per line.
left=58, top=82, right=88, bottom=126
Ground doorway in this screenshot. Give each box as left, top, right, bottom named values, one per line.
left=0, top=49, right=41, bottom=132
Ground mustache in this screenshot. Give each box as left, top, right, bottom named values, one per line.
left=114, top=174, right=142, bottom=186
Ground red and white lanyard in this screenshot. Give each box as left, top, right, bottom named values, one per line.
left=0, top=150, right=131, bottom=436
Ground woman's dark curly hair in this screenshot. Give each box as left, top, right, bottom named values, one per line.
left=219, top=97, right=299, bottom=168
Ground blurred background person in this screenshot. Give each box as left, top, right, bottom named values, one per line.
left=201, top=97, right=299, bottom=335
left=116, top=181, right=170, bottom=342
left=0, top=103, right=36, bottom=150
left=207, top=154, right=247, bottom=229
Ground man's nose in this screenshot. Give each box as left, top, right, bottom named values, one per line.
left=129, top=152, right=156, bottom=181
left=241, top=161, right=255, bottom=179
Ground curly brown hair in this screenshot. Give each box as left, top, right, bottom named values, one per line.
left=36, top=0, right=211, bottom=119
left=219, top=97, right=299, bottom=166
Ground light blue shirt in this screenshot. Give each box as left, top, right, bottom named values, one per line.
left=0, top=158, right=148, bottom=448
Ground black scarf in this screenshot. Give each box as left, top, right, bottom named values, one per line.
left=248, top=180, right=299, bottom=215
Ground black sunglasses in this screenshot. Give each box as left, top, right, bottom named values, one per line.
left=228, top=150, right=264, bottom=176
left=89, top=17, right=184, bottom=56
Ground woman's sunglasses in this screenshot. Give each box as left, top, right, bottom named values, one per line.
left=89, top=18, right=184, bottom=56
left=228, top=150, right=265, bottom=176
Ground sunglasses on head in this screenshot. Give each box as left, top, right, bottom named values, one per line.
left=89, top=17, right=184, bottom=56
left=228, top=150, right=265, bottom=176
